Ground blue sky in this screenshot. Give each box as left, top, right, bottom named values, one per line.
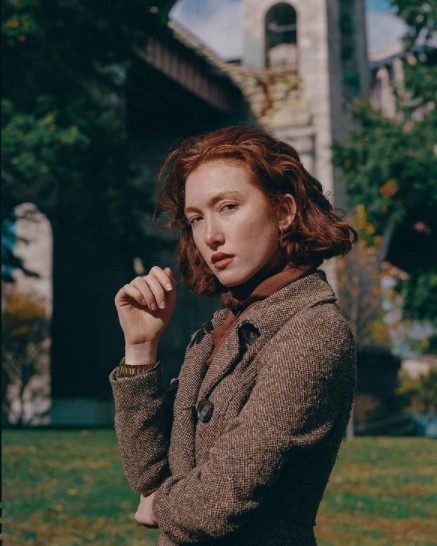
left=367, top=0, right=392, bottom=11
left=171, top=0, right=406, bottom=59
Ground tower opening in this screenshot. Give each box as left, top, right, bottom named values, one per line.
left=265, top=2, right=297, bottom=70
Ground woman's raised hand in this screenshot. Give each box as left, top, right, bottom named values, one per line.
left=114, top=267, right=177, bottom=359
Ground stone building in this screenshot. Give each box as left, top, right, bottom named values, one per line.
left=237, top=0, right=369, bottom=200
left=174, top=0, right=369, bottom=199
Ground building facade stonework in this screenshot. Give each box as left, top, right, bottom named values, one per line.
left=234, top=0, right=369, bottom=202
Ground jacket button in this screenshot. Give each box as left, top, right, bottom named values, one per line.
left=196, top=399, right=214, bottom=423
left=169, top=377, right=179, bottom=391
left=241, top=324, right=259, bottom=345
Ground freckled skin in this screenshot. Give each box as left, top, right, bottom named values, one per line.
left=184, top=159, right=284, bottom=288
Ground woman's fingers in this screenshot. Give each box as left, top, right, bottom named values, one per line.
left=130, top=276, right=159, bottom=311
left=114, top=267, right=176, bottom=345
left=133, top=275, right=165, bottom=310
left=121, top=284, right=147, bottom=307
left=115, top=267, right=176, bottom=312
left=152, top=266, right=175, bottom=292
left=129, top=267, right=175, bottom=311
left=164, top=267, right=177, bottom=289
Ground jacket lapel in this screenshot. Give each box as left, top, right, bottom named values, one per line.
left=169, top=308, right=228, bottom=472
left=196, top=270, right=336, bottom=402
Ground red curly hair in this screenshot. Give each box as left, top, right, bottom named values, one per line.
left=156, top=126, right=357, bottom=296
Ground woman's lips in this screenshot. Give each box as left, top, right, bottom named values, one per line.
left=211, top=253, right=234, bottom=270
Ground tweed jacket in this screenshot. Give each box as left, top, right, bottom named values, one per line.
left=110, top=270, right=356, bottom=545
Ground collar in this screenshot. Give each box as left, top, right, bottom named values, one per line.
left=220, top=263, right=316, bottom=315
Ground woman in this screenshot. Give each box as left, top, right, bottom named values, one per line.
left=110, top=126, right=357, bottom=546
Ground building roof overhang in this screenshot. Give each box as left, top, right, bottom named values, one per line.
left=127, top=14, right=243, bottom=123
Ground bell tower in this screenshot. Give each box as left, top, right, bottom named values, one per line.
left=241, top=0, right=369, bottom=206
left=265, top=3, right=298, bottom=70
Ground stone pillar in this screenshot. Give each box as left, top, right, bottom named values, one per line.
left=50, top=224, right=131, bottom=425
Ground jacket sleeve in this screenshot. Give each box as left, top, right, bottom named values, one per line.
left=152, top=309, right=356, bottom=544
left=109, top=362, right=172, bottom=495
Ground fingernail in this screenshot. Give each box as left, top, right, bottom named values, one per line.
left=165, top=283, right=172, bottom=291
left=159, top=301, right=166, bottom=309
left=150, top=303, right=157, bottom=311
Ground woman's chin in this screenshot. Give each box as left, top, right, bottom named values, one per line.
left=214, top=270, right=253, bottom=288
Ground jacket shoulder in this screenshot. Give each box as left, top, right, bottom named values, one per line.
left=259, top=301, right=356, bottom=376
left=285, top=301, right=353, bottom=349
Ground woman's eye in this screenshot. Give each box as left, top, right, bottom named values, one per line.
left=188, top=216, right=202, bottom=225
left=221, top=203, right=238, bottom=213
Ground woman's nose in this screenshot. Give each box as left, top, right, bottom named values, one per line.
left=203, top=218, right=225, bottom=247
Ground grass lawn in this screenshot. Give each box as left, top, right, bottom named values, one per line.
left=2, top=430, right=436, bottom=545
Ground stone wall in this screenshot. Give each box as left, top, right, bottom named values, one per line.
left=242, top=0, right=369, bottom=206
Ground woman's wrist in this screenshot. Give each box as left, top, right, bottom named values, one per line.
left=124, top=340, right=159, bottom=365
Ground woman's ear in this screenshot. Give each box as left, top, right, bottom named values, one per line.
left=277, top=193, right=297, bottom=230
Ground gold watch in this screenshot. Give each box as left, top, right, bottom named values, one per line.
left=118, top=357, right=157, bottom=377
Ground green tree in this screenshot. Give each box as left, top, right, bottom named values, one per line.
left=333, top=0, right=437, bottom=324
left=2, top=0, right=175, bottom=274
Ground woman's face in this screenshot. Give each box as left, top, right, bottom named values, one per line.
left=184, top=159, right=285, bottom=287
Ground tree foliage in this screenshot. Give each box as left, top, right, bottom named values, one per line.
left=337, top=205, right=389, bottom=348
left=333, top=0, right=437, bottom=325
left=2, top=289, right=50, bottom=425
left=396, top=370, right=437, bottom=414
left=389, top=0, right=437, bottom=48
left=2, top=0, right=171, bottom=276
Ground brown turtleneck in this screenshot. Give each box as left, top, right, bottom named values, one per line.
left=205, top=263, right=315, bottom=366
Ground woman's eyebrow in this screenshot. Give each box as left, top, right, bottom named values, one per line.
left=184, top=191, right=241, bottom=214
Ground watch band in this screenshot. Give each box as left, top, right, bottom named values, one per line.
left=118, top=357, right=157, bottom=377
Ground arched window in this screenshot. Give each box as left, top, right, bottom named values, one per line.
left=265, top=3, right=298, bottom=70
